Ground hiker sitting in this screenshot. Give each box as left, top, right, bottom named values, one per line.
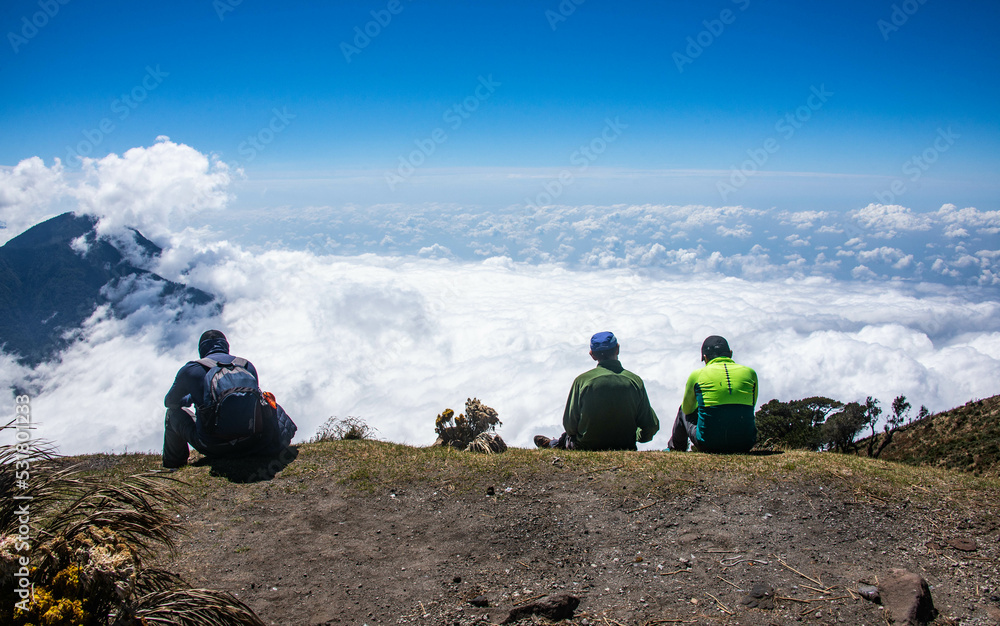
left=162, top=330, right=297, bottom=469
left=667, top=335, right=758, bottom=453
left=534, top=332, right=659, bottom=451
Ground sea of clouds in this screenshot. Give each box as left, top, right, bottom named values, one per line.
left=2, top=138, right=999, bottom=454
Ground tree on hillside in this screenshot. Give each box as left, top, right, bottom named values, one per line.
left=873, top=394, right=911, bottom=459
left=914, top=405, right=930, bottom=423
left=755, top=397, right=842, bottom=450
left=863, top=396, right=884, bottom=457
left=822, top=401, right=868, bottom=453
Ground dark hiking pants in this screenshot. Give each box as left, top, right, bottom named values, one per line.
left=667, top=407, right=698, bottom=451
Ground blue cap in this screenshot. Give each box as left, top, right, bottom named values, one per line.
left=590, top=332, right=618, bottom=353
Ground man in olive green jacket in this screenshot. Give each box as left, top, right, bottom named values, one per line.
left=668, top=335, right=758, bottom=453
left=535, top=332, right=659, bottom=451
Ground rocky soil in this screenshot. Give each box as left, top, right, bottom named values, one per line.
left=136, top=443, right=1000, bottom=626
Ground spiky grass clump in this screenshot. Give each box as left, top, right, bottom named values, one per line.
left=0, top=422, right=265, bottom=625
left=309, top=416, right=378, bottom=443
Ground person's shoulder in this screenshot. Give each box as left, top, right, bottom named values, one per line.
left=735, top=361, right=758, bottom=377
left=619, top=367, right=644, bottom=383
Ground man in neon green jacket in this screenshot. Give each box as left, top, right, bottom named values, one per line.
left=534, top=332, right=659, bottom=451
left=667, top=336, right=758, bottom=453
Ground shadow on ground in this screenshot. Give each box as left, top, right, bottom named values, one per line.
left=192, top=446, right=299, bottom=483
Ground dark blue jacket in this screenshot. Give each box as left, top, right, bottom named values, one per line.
left=164, top=336, right=296, bottom=452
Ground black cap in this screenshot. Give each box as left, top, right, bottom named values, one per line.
left=701, top=335, right=732, bottom=361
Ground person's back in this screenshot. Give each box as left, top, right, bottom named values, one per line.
left=669, top=336, right=758, bottom=453
left=537, top=332, right=659, bottom=451
left=162, top=330, right=296, bottom=468
left=568, top=359, right=654, bottom=450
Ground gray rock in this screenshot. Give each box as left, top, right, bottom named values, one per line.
left=879, top=569, right=937, bottom=625
left=857, top=584, right=880, bottom=603
left=503, top=594, right=580, bottom=624
left=740, top=582, right=776, bottom=609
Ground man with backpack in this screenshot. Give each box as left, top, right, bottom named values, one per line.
left=667, top=335, right=758, bottom=453
left=162, top=330, right=297, bottom=469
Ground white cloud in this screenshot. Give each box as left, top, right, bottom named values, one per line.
left=73, top=137, right=232, bottom=244
left=936, top=203, right=1000, bottom=235
left=778, top=210, right=829, bottom=229
left=852, top=203, right=933, bottom=238
left=0, top=156, right=68, bottom=244
left=3, top=144, right=1000, bottom=456
left=857, top=246, right=914, bottom=269
left=5, top=248, right=1000, bottom=455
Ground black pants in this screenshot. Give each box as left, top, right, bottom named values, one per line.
left=544, top=432, right=576, bottom=450
left=667, top=407, right=699, bottom=451
left=162, top=408, right=261, bottom=467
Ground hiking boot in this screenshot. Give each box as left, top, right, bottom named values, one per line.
left=533, top=435, right=552, bottom=448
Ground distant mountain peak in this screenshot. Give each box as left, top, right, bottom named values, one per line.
left=0, top=212, right=217, bottom=365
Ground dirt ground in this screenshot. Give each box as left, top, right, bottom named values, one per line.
left=151, top=443, right=1000, bottom=626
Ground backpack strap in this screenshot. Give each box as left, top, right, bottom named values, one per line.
left=232, top=357, right=248, bottom=367
left=196, top=358, right=219, bottom=369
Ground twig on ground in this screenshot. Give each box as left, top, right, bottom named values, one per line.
left=642, top=620, right=697, bottom=625
left=705, top=592, right=733, bottom=615
left=776, top=557, right=824, bottom=587
left=516, top=561, right=529, bottom=569
left=802, top=583, right=836, bottom=595
left=627, top=501, right=659, bottom=514
left=779, top=595, right=849, bottom=604
left=858, top=490, right=890, bottom=503
left=720, top=555, right=769, bottom=567
left=585, top=465, right=624, bottom=474
left=511, top=593, right=547, bottom=607
left=603, top=617, right=626, bottom=626
left=716, top=576, right=743, bottom=591
left=659, top=568, right=693, bottom=576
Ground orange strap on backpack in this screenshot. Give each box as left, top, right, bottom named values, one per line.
left=261, top=391, right=277, bottom=409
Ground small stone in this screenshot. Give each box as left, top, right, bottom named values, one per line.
left=486, top=486, right=495, bottom=496
left=857, top=584, right=880, bottom=603
left=947, top=537, right=977, bottom=552
left=453, top=576, right=462, bottom=584
left=469, top=595, right=489, bottom=608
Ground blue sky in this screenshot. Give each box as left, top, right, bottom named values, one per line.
left=2, top=0, right=999, bottom=210
left=3, top=1, right=1000, bottom=452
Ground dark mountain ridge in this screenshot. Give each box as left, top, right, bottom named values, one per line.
left=0, top=212, right=216, bottom=365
